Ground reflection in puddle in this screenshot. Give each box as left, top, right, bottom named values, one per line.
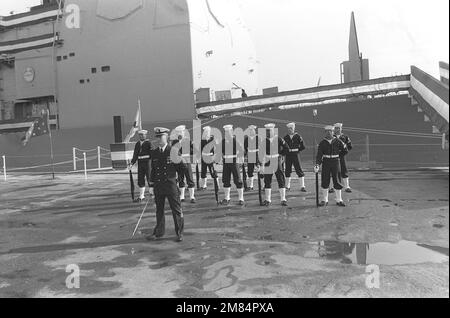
left=317, top=241, right=449, bottom=265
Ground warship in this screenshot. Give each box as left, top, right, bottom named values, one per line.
left=0, top=0, right=448, bottom=172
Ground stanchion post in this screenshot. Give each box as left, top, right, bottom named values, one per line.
left=97, top=146, right=101, bottom=169
left=83, top=152, right=87, bottom=180
left=2, top=155, right=6, bottom=181
left=73, top=147, right=77, bottom=171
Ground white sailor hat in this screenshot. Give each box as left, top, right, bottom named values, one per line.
left=287, top=122, right=296, bottom=129
left=203, top=126, right=211, bottom=131
left=223, top=125, right=233, bottom=131
left=248, top=125, right=257, bottom=130
left=138, top=130, right=148, bottom=135
left=154, top=127, right=169, bottom=136
left=264, top=123, right=276, bottom=129
left=334, top=123, right=343, bottom=128
left=324, top=125, right=334, bottom=131
left=175, top=125, right=186, bottom=132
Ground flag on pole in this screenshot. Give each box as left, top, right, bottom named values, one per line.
left=124, top=99, right=142, bottom=143
left=21, top=111, right=50, bottom=146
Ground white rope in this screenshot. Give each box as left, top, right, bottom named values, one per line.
left=240, top=114, right=441, bottom=139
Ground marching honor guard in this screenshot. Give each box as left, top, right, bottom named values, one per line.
left=244, top=125, right=259, bottom=191
left=315, top=125, right=348, bottom=207
left=200, top=126, right=219, bottom=190
left=150, top=127, right=184, bottom=242
left=172, top=125, right=196, bottom=203
left=334, top=123, right=353, bottom=193
left=262, top=123, right=289, bottom=206
left=129, top=130, right=153, bottom=202
left=221, top=125, right=245, bottom=206
left=284, top=122, right=307, bottom=192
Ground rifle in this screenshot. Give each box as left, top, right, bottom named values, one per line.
left=242, top=161, right=248, bottom=190
left=315, top=168, right=319, bottom=207
left=213, top=174, right=219, bottom=205
left=128, top=161, right=135, bottom=202
left=196, top=162, right=200, bottom=190
left=257, top=170, right=263, bottom=206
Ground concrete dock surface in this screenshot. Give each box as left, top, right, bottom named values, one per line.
left=0, top=169, right=448, bottom=298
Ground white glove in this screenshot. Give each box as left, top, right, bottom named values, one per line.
left=313, top=165, right=320, bottom=173
left=128, top=163, right=134, bottom=170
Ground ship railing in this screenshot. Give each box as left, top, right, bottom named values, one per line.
left=410, top=66, right=449, bottom=141
left=72, top=146, right=111, bottom=172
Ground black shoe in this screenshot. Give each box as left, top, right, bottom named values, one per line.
left=181, top=198, right=185, bottom=203
left=244, top=187, right=251, bottom=192
left=201, top=187, right=207, bottom=191
left=238, top=200, right=245, bottom=206
left=300, top=187, right=307, bottom=193
left=264, top=200, right=272, bottom=207
left=190, top=198, right=196, bottom=204
left=146, top=234, right=161, bottom=241
left=176, top=235, right=183, bottom=242
left=221, top=199, right=230, bottom=206
left=345, top=188, right=352, bottom=193
left=134, top=198, right=145, bottom=203
left=286, top=187, right=291, bottom=192
left=336, top=201, right=346, bottom=207
left=281, top=200, right=288, bottom=207
left=318, top=201, right=328, bottom=207
left=328, top=188, right=335, bottom=194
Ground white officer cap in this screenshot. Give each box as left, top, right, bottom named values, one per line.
left=223, top=125, right=233, bottom=131
left=264, top=123, right=276, bottom=129
left=138, top=130, right=148, bottom=135
left=203, top=126, right=211, bottom=131
left=334, top=123, right=343, bottom=128
left=154, top=127, right=169, bottom=136
left=287, top=122, right=296, bottom=129
left=324, top=125, right=334, bottom=131
left=248, top=125, right=257, bottom=130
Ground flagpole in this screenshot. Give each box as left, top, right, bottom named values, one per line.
left=47, top=109, right=56, bottom=180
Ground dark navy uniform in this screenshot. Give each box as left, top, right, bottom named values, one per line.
left=172, top=138, right=195, bottom=190
left=316, top=137, right=348, bottom=190
left=283, top=133, right=306, bottom=178
left=262, top=136, right=289, bottom=189
left=201, top=136, right=217, bottom=179
left=244, top=135, right=260, bottom=179
left=131, top=140, right=152, bottom=188
left=221, top=136, right=244, bottom=189
left=150, top=143, right=184, bottom=239
left=336, top=134, right=352, bottom=179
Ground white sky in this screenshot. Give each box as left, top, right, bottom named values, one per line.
left=1, top=0, right=449, bottom=90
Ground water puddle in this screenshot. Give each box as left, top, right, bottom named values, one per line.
left=315, top=240, right=449, bottom=266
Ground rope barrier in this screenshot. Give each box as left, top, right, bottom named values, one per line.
left=240, top=114, right=442, bottom=139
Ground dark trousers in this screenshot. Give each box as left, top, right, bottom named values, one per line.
left=153, top=187, right=184, bottom=238
left=247, top=163, right=256, bottom=178
left=263, top=159, right=285, bottom=188
left=285, top=154, right=304, bottom=178
left=177, top=164, right=195, bottom=188
left=223, top=163, right=243, bottom=188
left=340, top=156, right=349, bottom=178
left=321, top=158, right=343, bottom=190
left=201, top=161, right=217, bottom=179
left=137, top=160, right=151, bottom=188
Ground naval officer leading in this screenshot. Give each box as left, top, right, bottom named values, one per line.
left=149, top=127, right=184, bottom=242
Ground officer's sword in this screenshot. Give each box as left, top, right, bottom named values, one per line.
left=132, top=198, right=150, bottom=238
